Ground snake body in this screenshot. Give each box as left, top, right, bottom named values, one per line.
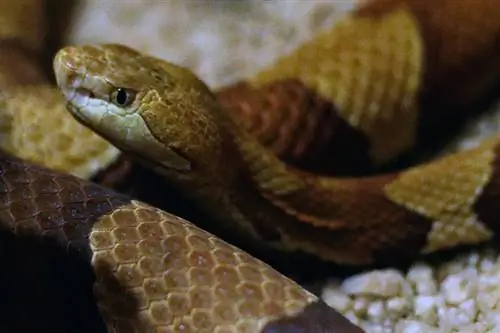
left=0, top=150, right=362, bottom=332
left=54, top=0, right=500, bottom=267
left=2, top=0, right=500, bottom=331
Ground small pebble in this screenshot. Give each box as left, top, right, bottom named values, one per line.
left=394, top=320, right=438, bottom=333
left=341, top=269, right=409, bottom=298
left=441, top=271, right=477, bottom=305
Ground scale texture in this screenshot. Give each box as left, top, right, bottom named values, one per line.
left=2, top=0, right=500, bottom=332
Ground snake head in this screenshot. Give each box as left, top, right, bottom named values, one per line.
left=53, top=43, right=228, bottom=177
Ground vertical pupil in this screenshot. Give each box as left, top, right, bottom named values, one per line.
left=116, top=89, right=127, bottom=105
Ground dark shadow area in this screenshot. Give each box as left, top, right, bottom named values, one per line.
left=0, top=152, right=152, bottom=333
left=0, top=229, right=106, bottom=333
left=42, top=0, right=80, bottom=81
left=380, top=79, right=500, bottom=174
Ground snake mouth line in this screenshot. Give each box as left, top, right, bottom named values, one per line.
left=75, top=87, right=95, bottom=99
left=61, top=87, right=89, bottom=117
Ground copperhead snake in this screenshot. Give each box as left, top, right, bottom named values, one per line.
left=2, top=0, right=500, bottom=332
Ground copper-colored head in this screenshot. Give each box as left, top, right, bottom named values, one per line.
left=53, top=43, right=230, bottom=177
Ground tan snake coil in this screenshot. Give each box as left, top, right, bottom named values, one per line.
left=0, top=151, right=362, bottom=332
left=3, top=0, right=500, bottom=332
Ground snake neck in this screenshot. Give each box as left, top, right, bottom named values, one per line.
left=176, top=102, right=445, bottom=266
left=175, top=102, right=387, bottom=262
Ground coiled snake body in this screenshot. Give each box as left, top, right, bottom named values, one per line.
left=3, top=0, right=500, bottom=332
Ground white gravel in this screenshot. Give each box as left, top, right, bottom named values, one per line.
left=322, top=250, right=500, bottom=332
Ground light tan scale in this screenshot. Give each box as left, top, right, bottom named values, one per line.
left=90, top=200, right=318, bottom=333
left=385, top=136, right=500, bottom=253
left=0, top=86, right=121, bottom=179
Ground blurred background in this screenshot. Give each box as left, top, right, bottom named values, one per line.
left=58, top=1, right=357, bottom=88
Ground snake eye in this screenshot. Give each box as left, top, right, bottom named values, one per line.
left=111, top=88, right=135, bottom=107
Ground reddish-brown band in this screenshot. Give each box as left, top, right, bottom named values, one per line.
left=216, top=80, right=371, bottom=176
